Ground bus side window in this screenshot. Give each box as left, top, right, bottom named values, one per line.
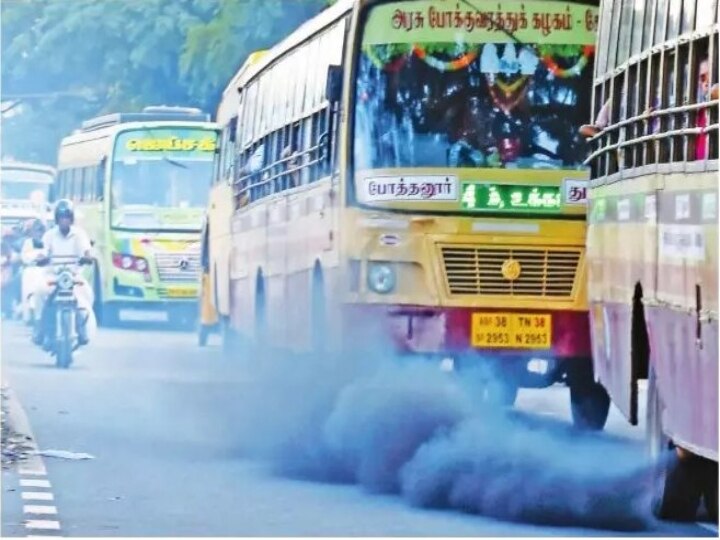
left=96, top=159, right=106, bottom=201
left=83, top=167, right=93, bottom=201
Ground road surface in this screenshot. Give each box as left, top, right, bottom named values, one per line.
left=1, top=322, right=715, bottom=537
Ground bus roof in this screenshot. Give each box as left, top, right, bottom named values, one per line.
left=79, top=106, right=210, bottom=133
left=216, top=50, right=269, bottom=127
left=0, top=160, right=56, bottom=178
left=240, top=0, right=354, bottom=87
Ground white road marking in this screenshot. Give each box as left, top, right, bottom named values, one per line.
left=3, top=385, right=62, bottom=536
left=24, top=520, right=61, bottom=531
left=21, top=492, right=54, bottom=501
left=18, top=468, right=47, bottom=476
left=20, top=479, right=51, bottom=489
left=23, top=506, right=58, bottom=515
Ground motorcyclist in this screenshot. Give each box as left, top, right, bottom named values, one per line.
left=1, top=224, right=23, bottom=319
left=32, top=200, right=95, bottom=348
left=20, top=219, right=47, bottom=324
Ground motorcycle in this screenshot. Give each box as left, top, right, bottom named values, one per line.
left=37, top=255, right=93, bottom=368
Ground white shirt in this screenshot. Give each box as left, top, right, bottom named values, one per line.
left=41, top=226, right=92, bottom=259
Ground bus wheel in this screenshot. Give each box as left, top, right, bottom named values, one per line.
left=254, top=275, right=267, bottom=356
left=701, top=458, right=718, bottom=522
left=648, top=367, right=702, bottom=521
left=221, top=316, right=242, bottom=359
left=568, top=361, right=610, bottom=430
left=311, top=264, right=326, bottom=358
left=197, top=323, right=210, bottom=347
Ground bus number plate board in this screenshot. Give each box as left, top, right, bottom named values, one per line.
left=166, top=287, right=196, bottom=298
left=471, top=313, right=552, bottom=349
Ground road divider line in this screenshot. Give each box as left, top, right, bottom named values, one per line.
left=18, top=468, right=48, bottom=476
left=24, top=520, right=61, bottom=531
left=4, top=385, right=62, bottom=536
left=23, top=506, right=58, bottom=515
left=21, top=492, right=54, bottom=501
left=20, top=479, right=51, bottom=489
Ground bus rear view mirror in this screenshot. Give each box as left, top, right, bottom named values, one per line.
left=326, top=65, right=343, bottom=103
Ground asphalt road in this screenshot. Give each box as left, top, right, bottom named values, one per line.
left=1, top=321, right=716, bottom=537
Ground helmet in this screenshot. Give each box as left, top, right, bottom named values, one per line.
left=29, top=218, right=46, bottom=235
left=54, top=199, right=75, bottom=225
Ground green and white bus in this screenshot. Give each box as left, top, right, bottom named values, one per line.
left=56, top=106, right=219, bottom=326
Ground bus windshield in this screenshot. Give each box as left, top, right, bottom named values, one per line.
left=112, top=158, right=212, bottom=208
left=0, top=170, right=53, bottom=201
left=110, top=127, right=217, bottom=230
left=354, top=1, right=596, bottom=173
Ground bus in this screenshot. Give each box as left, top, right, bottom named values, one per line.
left=224, top=0, right=605, bottom=426
left=584, top=0, right=717, bottom=521
left=198, top=51, right=267, bottom=346
left=0, top=160, right=54, bottom=228
left=56, top=106, right=219, bottom=326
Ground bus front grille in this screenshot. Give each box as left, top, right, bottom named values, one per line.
left=439, top=246, right=581, bottom=298
left=154, top=253, right=201, bottom=283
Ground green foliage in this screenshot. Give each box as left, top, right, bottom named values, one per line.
left=1, top=0, right=330, bottom=164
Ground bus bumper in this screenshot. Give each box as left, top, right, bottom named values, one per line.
left=104, top=299, right=198, bottom=324
left=343, top=304, right=591, bottom=386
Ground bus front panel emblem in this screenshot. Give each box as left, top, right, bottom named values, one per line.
left=501, top=259, right=521, bottom=281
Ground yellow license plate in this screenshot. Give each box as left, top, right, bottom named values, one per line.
left=471, top=313, right=552, bottom=349
left=166, top=287, right=196, bottom=298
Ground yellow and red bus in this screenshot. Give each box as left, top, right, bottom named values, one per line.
left=584, top=0, right=717, bottom=520
left=224, top=0, right=605, bottom=426
left=198, top=51, right=267, bottom=346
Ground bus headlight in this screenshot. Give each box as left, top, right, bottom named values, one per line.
left=367, top=262, right=396, bottom=294
left=135, top=258, right=148, bottom=272
left=121, top=256, right=133, bottom=270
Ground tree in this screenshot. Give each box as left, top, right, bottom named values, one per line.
left=1, top=0, right=329, bottom=164
left=180, top=0, right=329, bottom=110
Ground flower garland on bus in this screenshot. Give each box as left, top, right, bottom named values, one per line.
left=364, top=44, right=410, bottom=72
left=539, top=45, right=594, bottom=79
left=364, top=43, right=480, bottom=73
left=411, top=44, right=479, bottom=72
left=486, top=80, right=529, bottom=114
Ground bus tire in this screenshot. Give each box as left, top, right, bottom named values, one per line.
left=197, top=323, right=210, bottom=347
left=568, top=361, right=610, bottom=431
left=701, top=458, right=718, bottom=522
left=311, top=263, right=326, bottom=357
left=254, top=273, right=267, bottom=356
left=648, top=367, right=703, bottom=521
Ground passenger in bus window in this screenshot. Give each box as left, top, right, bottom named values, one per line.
left=696, top=58, right=710, bottom=160
left=281, top=144, right=301, bottom=189
left=579, top=99, right=610, bottom=138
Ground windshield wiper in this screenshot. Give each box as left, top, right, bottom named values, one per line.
left=163, top=156, right=189, bottom=169
left=459, top=0, right=528, bottom=49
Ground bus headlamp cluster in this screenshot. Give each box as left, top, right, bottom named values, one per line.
left=367, top=262, right=396, bottom=294
left=112, top=252, right=150, bottom=275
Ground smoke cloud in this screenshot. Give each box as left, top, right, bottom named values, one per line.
left=230, top=349, right=654, bottom=532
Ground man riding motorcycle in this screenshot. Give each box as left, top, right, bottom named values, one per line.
left=31, top=200, right=95, bottom=348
